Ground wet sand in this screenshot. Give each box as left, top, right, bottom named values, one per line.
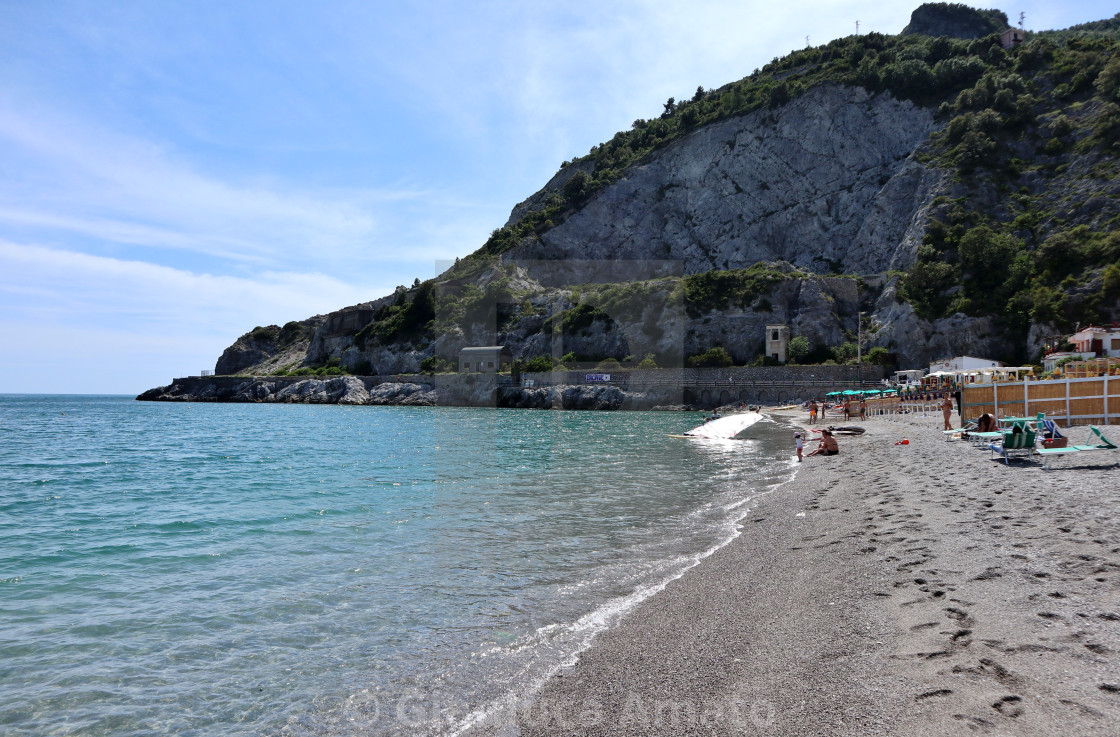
left=472, top=411, right=1120, bottom=735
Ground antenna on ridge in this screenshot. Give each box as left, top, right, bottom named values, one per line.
left=855, top=20, right=860, bottom=34
left=806, top=35, right=810, bottom=47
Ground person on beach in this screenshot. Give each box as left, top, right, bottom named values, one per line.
left=807, top=429, right=839, bottom=456
left=940, top=395, right=954, bottom=430
left=794, top=432, right=803, bottom=462
left=976, top=413, right=997, bottom=432
left=859, top=398, right=867, bottom=421
left=808, top=401, right=818, bottom=424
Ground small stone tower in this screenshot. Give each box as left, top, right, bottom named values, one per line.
left=766, top=324, right=790, bottom=363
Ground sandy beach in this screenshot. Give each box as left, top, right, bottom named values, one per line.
left=469, top=411, right=1120, bottom=735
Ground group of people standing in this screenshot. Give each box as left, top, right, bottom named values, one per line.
left=805, top=398, right=867, bottom=424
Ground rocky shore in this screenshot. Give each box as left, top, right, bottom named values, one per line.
left=135, top=375, right=677, bottom=410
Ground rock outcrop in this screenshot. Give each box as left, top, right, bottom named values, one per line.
left=215, top=318, right=324, bottom=375
left=137, top=376, right=439, bottom=405
left=902, top=3, right=1009, bottom=39
left=503, top=86, right=941, bottom=283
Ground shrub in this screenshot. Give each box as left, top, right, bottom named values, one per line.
left=596, top=358, right=622, bottom=371
left=865, top=346, right=891, bottom=365
left=523, top=354, right=557, bottom=373
left=831, top=342, right=857, bottom=363
left=686, top=346, right=734, bottom=368
left=249, top=325, right=280, bottom=343
left=1103, top=262, right=1120, bottom=297
left=420, top=356, right=451, bottom=373
left=637, top=353, right=659, bottom=369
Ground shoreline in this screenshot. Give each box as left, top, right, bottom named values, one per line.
left=467, top=411, right=1120, bottom=735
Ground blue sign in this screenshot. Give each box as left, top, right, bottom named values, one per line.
left=585, top=373, right=611, bottom=382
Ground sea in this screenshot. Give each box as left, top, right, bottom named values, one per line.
left=0, top=395, right=798, bottom=736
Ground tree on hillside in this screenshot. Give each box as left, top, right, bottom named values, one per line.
left=787, top=335, right=811, bottom=363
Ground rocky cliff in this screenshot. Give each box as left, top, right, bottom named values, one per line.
left=503, top=86, right=941, bottom=281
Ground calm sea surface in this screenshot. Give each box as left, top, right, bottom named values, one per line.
left=0, top=395, right=796, bottom=735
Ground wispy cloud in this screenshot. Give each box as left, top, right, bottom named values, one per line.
left=0, top=240, right=380, bottom=325
left=0, top=102, right=395, bottom=264
left=0, top=239, right=390, bottom=392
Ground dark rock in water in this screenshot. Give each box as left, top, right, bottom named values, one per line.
left=902, top=3, right=1009, bottom=39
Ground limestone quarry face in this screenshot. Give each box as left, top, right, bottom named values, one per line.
left=503, top=86, right=943, bottom=283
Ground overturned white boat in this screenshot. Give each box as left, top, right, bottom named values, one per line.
left=681, top=411, right=764, bottom=439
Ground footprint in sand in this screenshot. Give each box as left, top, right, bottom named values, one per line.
left=915, top=688, right=953, bottom=701
left=992, top=695, right=1023, bottom=717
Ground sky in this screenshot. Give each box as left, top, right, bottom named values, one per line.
left=1, top=1, right=1115, bottom=394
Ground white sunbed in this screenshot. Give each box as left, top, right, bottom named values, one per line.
left=1037, top=426, right=1119, bottom=470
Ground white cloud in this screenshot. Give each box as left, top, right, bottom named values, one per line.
left=0, top=241, right=388, bottom=393
left=0, top=100, right=418, bottom=267
left=0, top=240, right=380, bottom=323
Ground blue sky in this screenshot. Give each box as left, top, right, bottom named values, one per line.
left=1, top=1, right=1114, bottom=394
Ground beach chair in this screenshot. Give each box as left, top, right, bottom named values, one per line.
left=989, top=428, right=1037, bottom=465
left=1040, top=419, right=1066, bottom=446
left=944, top=420, right=977, bottom=441
left=1037, top=426, right=1118, bottom=470
left=1070, top=426, right=1118, bottom=452
left=969, top=429, right=1004, bottom=446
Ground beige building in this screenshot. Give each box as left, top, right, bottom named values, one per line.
left=1000, top=28, right=1025, bottom=50
left=459, top=346, right=512, bottom=373
left=765, top=324, right=790, bottom=363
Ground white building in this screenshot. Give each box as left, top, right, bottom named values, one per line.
left=928, top=356, right=1002, bottom=374
left=1042, top=351, right=1094, bottom=372
left=893, top=369, right=925, bottom=385
left=1069, top=325, right=1120, bottom=358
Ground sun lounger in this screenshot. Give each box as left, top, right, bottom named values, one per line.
left=989, top=429, right=1037, bottom=465
left=1070, top=425, right=1118, bottom=452
left=1037, top=426, right=1117, bottom=470
left=969, top=430, right=1004, bottom=446
left=1037, top=447, right=1082, bottom=470
left=944, top=421, right=978, bottom=441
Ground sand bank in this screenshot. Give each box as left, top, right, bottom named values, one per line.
left=468, top=412, right=1120, bottom=735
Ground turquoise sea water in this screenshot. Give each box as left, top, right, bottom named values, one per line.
left=0, top=396, right=795, bottom=735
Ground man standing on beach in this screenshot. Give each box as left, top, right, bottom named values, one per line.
left=940, top=394, right=954, bottom=430
left=808, top=400, right=818, bottom=424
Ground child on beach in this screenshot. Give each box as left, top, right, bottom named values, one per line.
left=794, top=432, right=803, bottom=462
